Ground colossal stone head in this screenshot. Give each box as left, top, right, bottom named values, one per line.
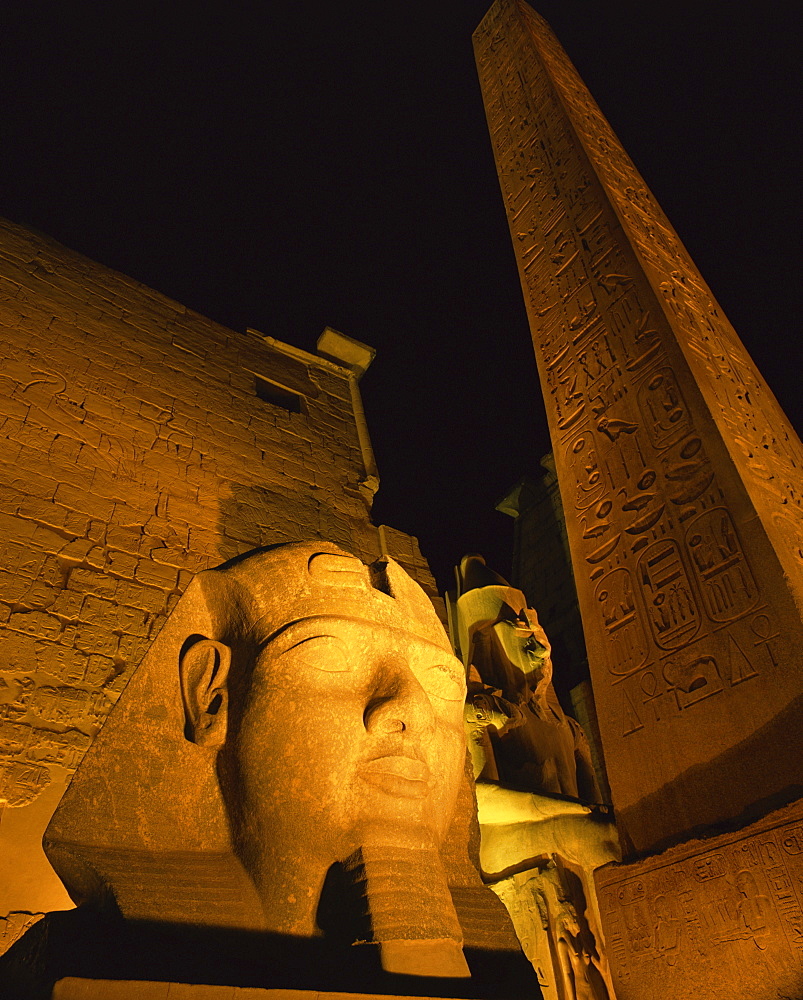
left=45, top=542, right=518, bottom=980
left=187, top=545, right=468, bottom=917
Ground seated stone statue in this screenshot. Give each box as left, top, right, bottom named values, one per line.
left=1, top=542, right=536, bottom=1000
left=456, top=555, right=619, bottom=1000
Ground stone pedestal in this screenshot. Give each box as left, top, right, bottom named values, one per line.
left=594, top=800, right=803, bottom=1000
left=52, top=982, right=476, bottom=1000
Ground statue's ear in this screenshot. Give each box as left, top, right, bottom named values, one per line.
left=179, top=638, right=231, bottom=747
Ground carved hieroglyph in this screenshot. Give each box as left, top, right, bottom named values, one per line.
left=474, top=1, right=803, bottom=854
left=38, top=542, right=528, bottom=992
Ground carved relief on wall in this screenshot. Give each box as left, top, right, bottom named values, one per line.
left=0, top=615, right=128, bottom=816
left=593, top=569, right=648, bottom=677
left=637, top=369, right=690, bottom=449
left=683, top=508, right=754, bottom=614
left=637, top=540, right=699, bottom=650
left=477, top=0, right=803, bottom=593
left=595, top=804, right=803, bottom=999
left=609, top=604, right=777, bottom=744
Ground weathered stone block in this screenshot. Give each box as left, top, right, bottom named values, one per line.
left=133, top=560, right=179, bottom=592
left=0, top=632, right=38, bottom=672
left=106, top=550, right=138, bottom=579
left=0, top=569, right=33, bottom=603
left=67, top=568, right=117, bottom=601
left=7, top=611, right=63, bottom=641
left=70, top=623, right=118, bottom=658
left=53, top=484, right=115, bottom=524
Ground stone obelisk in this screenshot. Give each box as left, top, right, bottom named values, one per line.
left=474, top=3, right=803, bottom=996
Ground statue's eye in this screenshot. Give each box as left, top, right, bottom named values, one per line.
left=420, top=662, right=466, bottom=702
left=283, top=635, right=351, bottom=673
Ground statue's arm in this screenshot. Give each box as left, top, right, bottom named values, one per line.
left=475, top=781, right=621, bottom=873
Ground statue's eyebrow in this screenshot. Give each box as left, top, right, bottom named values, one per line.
left=249, top=616, right=312, bottom=652
left=252, top=615, right=460, bottom=662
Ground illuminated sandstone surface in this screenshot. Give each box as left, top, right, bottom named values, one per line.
left=47, top=544, right=471, bottom=971
left=50, top=982, right=478, bottom=1000
left=3, top=544, right=535, bottom=998
left=0, top=216, right=441, bottom=959
left=2, top=0, right=802, bottom=996
left=475, top=0, right=803, bottom=854
left=593, top=800, right=803, bottom=1000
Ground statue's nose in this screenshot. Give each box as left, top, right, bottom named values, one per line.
left=363, top=658, right=435, bottom=736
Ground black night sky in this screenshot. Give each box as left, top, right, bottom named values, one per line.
left=0, top=1, right=799, bottom=593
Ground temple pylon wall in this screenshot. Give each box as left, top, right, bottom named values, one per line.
left=0, top=217, right=437, bottom=952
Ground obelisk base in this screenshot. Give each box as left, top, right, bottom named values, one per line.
left=594, top=799, right=803, bottom=1000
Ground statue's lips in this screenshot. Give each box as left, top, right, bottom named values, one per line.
left=359, top=755, right=431, bottom=799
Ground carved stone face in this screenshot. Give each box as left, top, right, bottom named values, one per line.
left=457, top=582, right=552, bottom=699
left=233, top=614, right=467, bottom=879
left=491, top=610, right=553, bottom=694
left=176, top=544, right=470, bottom=936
